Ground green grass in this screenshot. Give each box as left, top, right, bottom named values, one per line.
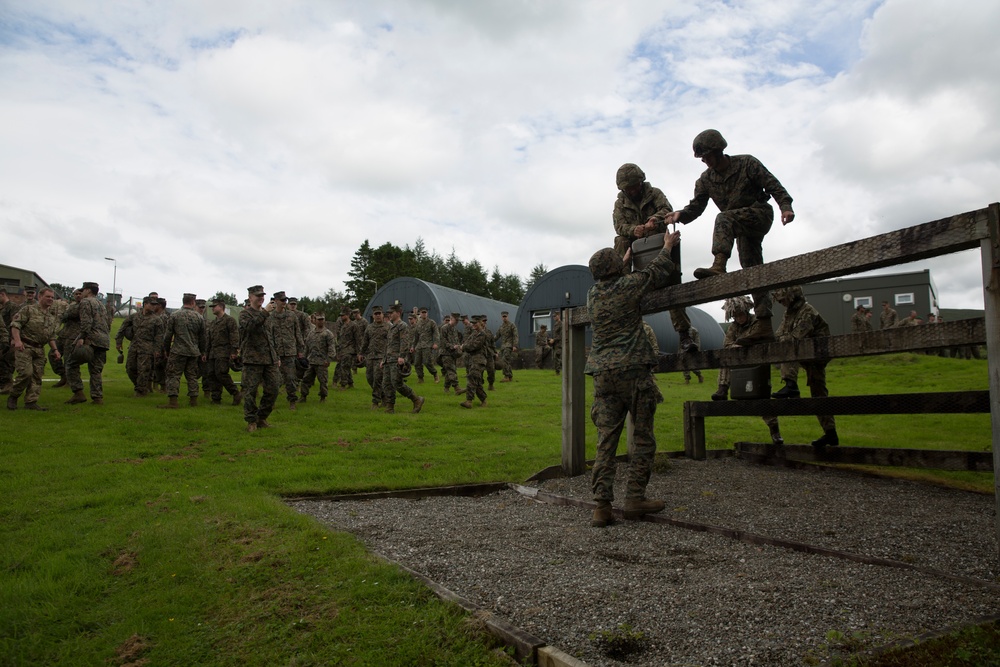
left=0, top=337, right=993, bottom=665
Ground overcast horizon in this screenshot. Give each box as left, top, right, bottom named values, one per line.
left=2, top=0, right=997, bottom=314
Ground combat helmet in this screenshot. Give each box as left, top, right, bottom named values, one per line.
left=692, top=129, right=727, bottom=157
left=589, top=248, right=624, bottom=280
left=615, top=163, right=646, bottom=190
left=722, top=295, right=754, bottom=321
left=773, top=285, right=804, bottom=304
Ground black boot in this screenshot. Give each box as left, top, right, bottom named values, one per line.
left=711, top=385, right=729, bottom=401
left=812, top=429, right=839, bottom=447
left=768, top=423, right=783, bottom=445
left=771, top=380, right=800, bottom=399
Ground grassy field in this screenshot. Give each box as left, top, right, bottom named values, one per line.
left=0, top=339, right=993, bottom=666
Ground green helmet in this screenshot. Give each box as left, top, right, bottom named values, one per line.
left=692, top=129, right=727, bottom=157
left=71, top=343, right=94, bottom=364
left=589, top=248, right=624, bottom=280
left=615, top=163, right=646, bottom=190
left=773, top=285, right=803, bottom=303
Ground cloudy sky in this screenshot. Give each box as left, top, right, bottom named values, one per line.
left=2, top=0, right=997, bottom=313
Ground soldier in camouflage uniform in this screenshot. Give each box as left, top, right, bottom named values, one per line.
left=115, top=299, right=146, bottom=390
left=360, top=307, right=388, bottom=408
left=480, top=315, right=497, bottom=390
left=666, top=130, right=795, bottom=345
left=548, top=311, right=562, bottom=375
left=771, top=286, right=838, bottom=447
left=534, top=325, right=551, bottom=369
left=205, top=298, right=242, bottom=405
left=851, top=305, right=873, bottom=333
left=711, top=296, right=782, bottom=445
left=300, top=313, right=336, bottom=403
left=681, top=327, right=703, bottom=383
left=53, top=290, right=83, bottom=392
left=131, top=298, right=164, bottom=397
left=158, top=293, right=208, bottom=408
left=269, top=292, right=304, bottom=409
left=496, top=311, right=518, bottom=382
left=334, top=307, right=360, bottom=388
left=288, top=298, right=312, bottom=381
left=46, top=294, right=69, bottom=385
left=240, top=286, right=280, bottom=432
left=7, top=287, right=60, bottom=411
left=880, top=301, right=898, bottom=329
left=410, top=307, right=440, bottom=383
left=586, top=231, right=680, bottom=528
left=66, top=282, right=111, bottom=405
left=458, top=316, right=488, bottom=408
left=614, top=163, right=696, bottom=352
left=153, top=297, right=169, bottom=392
left=380, top=304, right=425, bottom=414
left=0, top=289, right=18, bottom=393
left=437, top=313, right=463, bottom=394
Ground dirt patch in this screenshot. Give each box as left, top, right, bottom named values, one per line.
left=111, top=633, right=152, bottom=666
left=107, top=550, right=138, bottom=576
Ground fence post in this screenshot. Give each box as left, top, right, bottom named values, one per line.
left=983, top=204, right=1000, bottom=560
left=562, top=311, right=587, bottom=476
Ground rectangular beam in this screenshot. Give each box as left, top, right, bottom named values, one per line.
left=735, top=442, right=993, bottom=471
left=686, top=391, right=990, bottom=418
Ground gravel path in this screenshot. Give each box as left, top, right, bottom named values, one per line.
left=290, top=458, right=999, bottom=666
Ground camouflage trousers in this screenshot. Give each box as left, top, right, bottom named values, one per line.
left=242, top=363, right=279, bottom=424
left=204, top=357, right=239, bottom=401
left=124, top=345, right=138, bottom=386
left=381, top=360, right=416, bottom=407
left=438, top=353, right=459, bottom=390
left=534, top=345, right=551, bottom=369
left=413, top=348, right=437, bottom=381
left=485, top=352, right=496, bottom=386
left=465, top=359, right=487, bottom=403
left=11, top=345, right=46, bottom=403
left=334, top=352, right=355, bottom=387
left=134, top=352, right=156, bottom=395
left=300, top=363, right=329, bottom=400
left=498, top=348, right=515, bottom=380
left=50, top=336, right=68, bottom=380
left=0, top=347, right=13, bottom=386
left=711, top=206, right=774, bottom=319
left=277, top=356, right=299, bottom=403
left=67, top=346, right=107, bottom=399
left=552, top=346, right=562, bottom=375
left=165, top=353, right=201, bottom=398
left=365, top=360, right=384, bottom=405
left=780, top=360, right=835, bottom=430
left=590, top=369, right=663, bottom=502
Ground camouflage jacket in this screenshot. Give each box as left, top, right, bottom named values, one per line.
left=0, top=300, right=17, bottom=327
left=482, top=326, right=496, bottom=356
left=880, top=308, right=898, bottom=329
left=549, top=320, right=562, bottom=349
left=613, top=182, right=673, bottom=243
left=10, top=303, right=58, bottom=347
left=269, top=310, right=303, bottom=357
left=79, top=296, right=111, bottom=349
left=59, top=301, right=82, bottom=341
left=461, top=327, right=487, bottom=365
left=851, top=312, right=872, bottom=333
left=642, top=322, right=659, bottom=355
left=584, top=246, right=678, bottom=375
left=411, top=317, right=439, bottom=350
left=132, top=311, right=164, bottom=354
left=207, top=313, right=240, bottom=359
left=337, top=318, right=361, bottom=355
left=676, top=154, right=792, bottom=222
left=439, top=322, right=462, bottom=356
left=776, top=296, right=829, bottom=342
left=239, top=307, right=277, bottom=365
left=116, top=311, right=140, bottom=347
left=163, top=307, right=207, bottom=358
left=361, top=321, right=388, bottom=360
left=0, top=315, right=7, bottom=348
left=496, top=320, right=518, bottom=349
left=384, top=320, right=409, bottom=360
left=535, top=330, right=549, bottom=350
left=305, top=327, right=336, bottom=365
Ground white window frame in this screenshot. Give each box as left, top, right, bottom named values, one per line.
left=532, top=310, right=551, bottom=333
left=853, top=296, right=873, bottom=309
left=895, top=293, right=914, bottom=306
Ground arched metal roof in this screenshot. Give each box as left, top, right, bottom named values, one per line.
left=363, top=277, right=518, bottom=326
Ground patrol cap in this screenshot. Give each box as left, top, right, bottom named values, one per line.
left=419, top=307, right=428, bottom=313
left=371, top=306, right=383, bottom=314
left=273, top=291, right=287, bottom=302
left=501, top=311, right=509, bottom=316
left=351, top=308, right=360, bottom=314
left=183, top=293, right=196, bottom=301
left=451, top=312, right=461, bottom=320
left=314, top=312, right=325, bottom=320
left=82, top=281, right=100, bottom=292
left=210, top=298, right=227, bottom=307
left=157, top=298, right=167, bottom=307
left=247, top=285, right=265, bottom=296
left=539, top=324, right=547, bottom=330
left=341, top=305, right=351, bottom=315
left=195, top=299, right=206, bottom=307
left=389, top=303, right=403, bottom=313
left=288, top=297, right=298, bottom=304
left=24, top=284, right=37, bottom=293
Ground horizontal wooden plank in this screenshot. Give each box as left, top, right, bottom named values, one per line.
left=655, top=318, right=985, bottom=372
left=686, top=390, right=990, bottom=417
left=735, top=442, right=994, bottom=471
left=569, top=205, right=993, bottom=325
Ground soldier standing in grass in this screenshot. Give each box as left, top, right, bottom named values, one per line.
left=288, top=298, right=311, bottom=381
left=205, top=298, right=242, bottom=405
left=0, top=288, right=18, bottom=393
left=496, top=311, right=518, bottom=383
left=381, top=303, right=425, bottom=414
left=851, top=305, right=873, bottom=333
left=481, top=314, right=497, bottom=390
left=880, top=301, right=898, bottom=329
left=681, top=327, right=704, bottom=384
left=438, top=313, right=463, bottom=394
left=66, top=281, right=111, bottom=405
left=360, top=307, right=388, bottom=409
left=587, top=230, right=680, bottom=528
left=7, top=287, right=60, bottom=411
left=240, top=285, right=280, bottom=432
left=158, top=293, right=207, bottom=409
left=534, top=325, right=551, bottom=369
left=131, top=297, right=164, bottom=397
left=334, top=307, right=359, bottom=389
left=299, top=313, right=336, bottom=403
left=458, top=315, right=488, bottom=409
left=548, top=311, right=563, bottom=375
left=270, top=292, right=304, bottom=409
left=410, top=307, right=440, bottom=384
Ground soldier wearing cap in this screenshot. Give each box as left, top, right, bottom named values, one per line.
left=205, top=298, right=242, bottom=405
left=300, top=312, right=336, bottom=403
left=7, top=287, right=60, bottom=411
left=269, top=291, right=304, bottom=410
left=127, top=296, right=163, bottom=397
left=287, top=298, right=312, bottom=380
left=380, top=303, right=425, bottom=414
left=410, top=307, right=440, bottom=384
left=438, top=312, right=463, bottom=394
left=665, top=129, right=795, bottom=345
left=350, top=309, right=364, bottom=375
left=457, top=315, right=487, bottom=408
left=65, top=281, right=111, bottom=405
left=240, top=285, right=280, bottom=432
left=158, top=293, right=207, bottom=409
left=334, top=306, right=360, bottom=389
left=152, top=297, right=170, bottom=392
left=534, top=325, right=551, bottom=369
left=548, top=311, right=563, bottom=375
left=496, top=311, right=518, bottom=382
left=0, top=289, right=20, bottom=393
left=480, top=315, right=497, bottom=390
left=360, top=306, right=389, bottom=408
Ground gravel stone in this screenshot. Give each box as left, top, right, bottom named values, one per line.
left=290, top=458, right=1000, bottom=666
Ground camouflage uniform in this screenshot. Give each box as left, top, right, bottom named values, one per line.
left=360, top=317, right=388, bottom=406
left=0, top=298, right=18, bottom=390
left=154, top=304, right=170, bottom=391
left=300, top=322, right=336, bottom=401
left=381, top=316, right=419, bottom=410
left=717, top=314, right=778, bottom=431
left=67, top=294, right=111, bottom=401
left=162, top=306, right=207, bottom=400
left=269, top=308, right=303, bottom=404
left=675, top=154, right=793, bottom=321
left=775, top=289, right=835, bottom=432
left=681, top=328, right=703, bottom=383
left=205, top=310, right=241, bottom=402
left=8, top=302, right=58, bottom=406
left=460, top=321, right=488, bottom=405
left=47, top=298, right=69, bottom=381
left=549, top=316, right=562, bottom=375
left=239, top=302, right=280, bottom=425
left=115, top=309, right=142, bottom=387
left=482, top=321, right=497, bottom=388
left=496, top=316, right=518, bottom=381
left=534, top=328, right=551, bottom=369
left=880, top=305, right=898, bottom=330
left=334, top=313, right=360, bottom=388
left=851, top=310, right=872, bottom=333
left=289, top=301, right=312, bottom=380
left=586, top=245, right=676, bottom=503
left=438, top=315, right=462, bottom=392
left=132, top=308, right=164, bottom=396
left=411, top=314, right=439, bottom=382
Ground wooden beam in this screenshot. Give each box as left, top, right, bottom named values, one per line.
left=686, top=391, right=990, bottom=418
left=735, top=442, right=994, bottom=471
left=561, top=313, right=587, bottom=476
left=655, top=318, right=986, bottom=372
left=982, top=203, right=1000, bottom=560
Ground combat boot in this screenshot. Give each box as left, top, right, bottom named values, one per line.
left=411, top=396, right=425, bottom=413
left=211, top=398, right=222, bottom=405
left=246, top=421, right=257, bottom=433
left=189, top=396, right=198, bottom=407
left=623, top=498, right=666, bottom=519
left=711, top=384, right=729, bottom=401
left=24, top=402, right=48, bottom=411
left=591, top=501, right=614, bottom=528
left=735, top=317, right=775, bottom=345
left=232, top=390, right=243, bottom=406
left=444, top=385, right=451, bottom=394
left=158, top=396, right=179, bottom=409
left=384, top=406, right=395, bottom=414
left=693, top=253, right=728, bottom=280
left=812, top=428, right=839, bottom=447
left=299, top=395, right=307, bottom=403
left=7, top=395, right=17, bottom=410
left=768, top=423, right=784, bottom=445
left=91, top=397, right=103, bottom=405
left=433, top=375, right=439, bottom=383
left=479, top=398, right=487, bottom=407
left=256, top=418, right=271, bottom=428
left=677, top=329, right=699, bottom=353
left=288, top=401, right=296, bottom=411
left=66, top=390, right=87, bottom=404
left=417, top=377, right=424, bottom=384
left=52, top=377, right=68, bottom=388
left=488, top=383, right=494, bottom=391
left=459, top=400, right=473, bottom=409
left=771, top=380, right=800, bottom=399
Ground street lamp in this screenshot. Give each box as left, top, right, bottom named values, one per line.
left=104, top=257, right=116, bottom=310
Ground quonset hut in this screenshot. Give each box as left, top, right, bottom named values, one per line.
left=515, top=265, right=725, bottom=352
left=363, top=277, right=518, bottom=326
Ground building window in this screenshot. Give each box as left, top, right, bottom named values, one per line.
left=895, top=293, right=914, bottom=306
left=853, top=296, right=873, bottom=309
left=532, top=310, right=551, bottom=333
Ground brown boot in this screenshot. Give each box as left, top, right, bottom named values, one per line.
left=459, top=400, right=473, bottom=409
left=158, top=396, right=179, bottom=409
left=479, top=398, right=487, bottom=407
left=24, top=402, right=48, bottom=411
left=256, top=418, right=271, bottom=428
left=411, top=396, right=425, bottom=413
left=7, top=395, right=17, bottom=410
left=52, top=377, right=68, bottom=388
left=91, top=397, right=103, bottom=405
left=246, top=421, right=257, bottom=433
left=693, top=253, right=728, bottom=280
left=189, top=396, right=198, bottom=407
left=623, top=497, right=665, bottom=519
left=288, top=401, right=296, bottom=411
left=232, top=391, right=243, bottom=406
left=211, top=398, right=222, bottom=405
left=735, top=317, right=775, bottom=345
left=488, top=383, right=494, bottom=391
left=591, top=501, right=614, bottom=528
left=66, top=390, right=87, bottom=405
left=384, top=406, right=395, bottom=414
